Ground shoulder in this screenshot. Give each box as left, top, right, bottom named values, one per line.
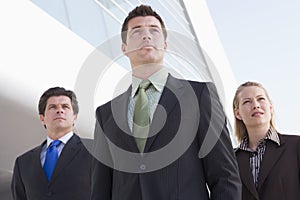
left=69, top=134, right=91, bottom=149
left=66, top=134, right=93, bottom=162
left=169, top=75, right=211, bottom=86
left=15, top=143, right=43, bottom=163
left=169, top=75, right=216, bottom=93
left=73, top=134, right=92, bottom=148
left=185, top=80, right=218, bottom=96
left=279, top=132, right=300, bottom=143
left=95, top=89, right=130, bottom=113
left=70, top=133, right=85, bottom=146
left=277, top=133, right=300, bottom=153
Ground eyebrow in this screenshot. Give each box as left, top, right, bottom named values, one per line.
left=130, top=24, right=160, bottom=30
left=241, top=95, right=265, bottom=101
left=47, top=103, right=71, bottom=107
left=241, top=97, right=251, bottom=102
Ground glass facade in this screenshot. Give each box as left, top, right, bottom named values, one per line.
left=31, top=0, right=212, bottom=81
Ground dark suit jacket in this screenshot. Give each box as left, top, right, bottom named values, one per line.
left=11, top=134, right=92, bottom=200
left=91, top=75, right=241, bottom=200
left=236, top=133, right=300, bottom=200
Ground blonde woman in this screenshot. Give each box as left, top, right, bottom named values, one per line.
left=233, top=81, right=300, bottom=200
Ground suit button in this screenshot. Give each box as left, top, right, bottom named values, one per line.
left=140, top=164, right=146, bottom=170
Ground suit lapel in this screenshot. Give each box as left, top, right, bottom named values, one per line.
left=111, top=76, right=186, bottom=153
left=257, top=139, right=285, bottom=191
left=34, top=141, right=49, bottom=184
left=236, top=150, right=259, bottom=199
left=49, top=135, right=81, bottom=184
left=111, top=87, right=140, bottom=152
left=144, top=75, right=184, bottom=152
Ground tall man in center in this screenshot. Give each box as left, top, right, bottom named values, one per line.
left=91, top=4, right=241, bottom=200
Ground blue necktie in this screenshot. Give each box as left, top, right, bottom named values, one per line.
left=43, top=140, right=61, bottom=181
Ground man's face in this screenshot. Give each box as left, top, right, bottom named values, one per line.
left=39, top=95, right=77, bottom=137
left=122, top=16, right=167, bottom=68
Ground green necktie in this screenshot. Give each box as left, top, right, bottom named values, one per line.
left=133, top=80, right=151, bottom=153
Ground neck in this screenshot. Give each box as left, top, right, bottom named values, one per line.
left=47, top=129, right=71, bottom=140
left=247, top=124, right=270, bottom=151
left=131, top=63, right=163, bottom=80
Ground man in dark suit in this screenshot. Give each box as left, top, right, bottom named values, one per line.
left=91, top=4, right=241, bottom=200
left=11, top=87, right=92, bottom=200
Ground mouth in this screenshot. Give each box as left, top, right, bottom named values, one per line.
left=139, top=44, right=156, bottom=50
left=251, top=112, right=264, bottom=117
left=54, top=117, right=65, bottom=120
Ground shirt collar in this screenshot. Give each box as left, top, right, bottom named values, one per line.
left=131, top=68, right=168, bottom=97
left=46, top=131, right=74, bottom=147
left=239, top=127, right=280, bottom=151
left=266, top=126, right=280, bottom=145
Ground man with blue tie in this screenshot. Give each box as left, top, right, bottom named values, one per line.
left=11, top=87, right=92, bottom=200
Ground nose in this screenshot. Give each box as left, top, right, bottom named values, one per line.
left=142, top=29, right=151, bottom=40
left=252, top=100, right=260, bottom=109
left=56, top=106, right=64, bottom=113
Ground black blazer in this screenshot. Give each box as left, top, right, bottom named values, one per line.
left=236, top=133, right=300, bottom=200
left=11, top=134, right=92, bottom=200
left=91, top=75, right=242, bottom=200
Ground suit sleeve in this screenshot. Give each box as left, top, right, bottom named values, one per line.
left=297, top=136, right=300, bottom=187
left=198, top=82, right=242, bottom=200
left=91, top=106, right=113, bottom=200
left=11, top=158, right=27, bottom=200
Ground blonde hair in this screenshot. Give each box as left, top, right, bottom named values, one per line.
left=232, top=81, right=275, bottom=143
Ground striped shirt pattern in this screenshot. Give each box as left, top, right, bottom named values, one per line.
left=128, top=68, right=168, bottom=132
left=128, top=84, right=161, bottom=132
left=238, top=127, right=280, bottom=188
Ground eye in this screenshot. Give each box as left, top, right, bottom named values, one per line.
left=242, top=100, right=250, bottom=105
left=63, top=104, right=71, bottom=109
left=130, top=28, right=141, bottom=36
left=48, top=105, right=56, bottom=110
left=150, top=27, right=160, bottom=32
left=258, top=97, right=266, bottom=101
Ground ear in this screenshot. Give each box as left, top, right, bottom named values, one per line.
left=121, top=43, right=127, bottom=55
left=163, top=41, right=167, bottom=50
left=39, top=114, right=45, bottom=125
left=234, top=109, right=242, bottom=120
left=73, top=114, right=78, bottom=121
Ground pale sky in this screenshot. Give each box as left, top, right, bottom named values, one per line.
left=207, top=0, right=300, bottom=135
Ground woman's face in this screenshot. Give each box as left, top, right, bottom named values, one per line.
left=235, top=86, right=273, bottom=129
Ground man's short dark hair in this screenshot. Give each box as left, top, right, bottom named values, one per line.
left=121, top=4, right=167, bottom=44
left=38, top=87, right=79, bottom=116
